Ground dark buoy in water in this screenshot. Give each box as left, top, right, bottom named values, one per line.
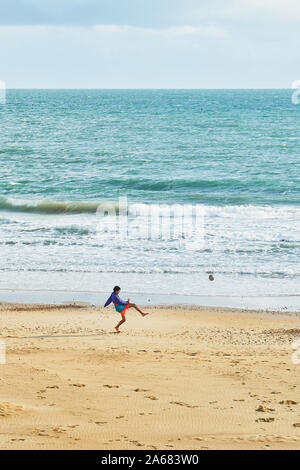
left=209, top=274, right=215, bottom=281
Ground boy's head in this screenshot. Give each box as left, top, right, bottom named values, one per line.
left=113, top=286, right=121, bottom=294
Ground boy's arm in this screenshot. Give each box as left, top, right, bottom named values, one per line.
left=104, top=295, right=112, bottom=307
left=115, top=294, right=129, bottom=306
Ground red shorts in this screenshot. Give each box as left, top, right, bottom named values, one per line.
left=115, top=303, right=130, bottom=317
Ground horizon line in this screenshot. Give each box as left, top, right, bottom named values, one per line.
left=5, top=87, right=293, bottom=91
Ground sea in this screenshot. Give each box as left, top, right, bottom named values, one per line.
left=0, top=89, right=299, bottom=312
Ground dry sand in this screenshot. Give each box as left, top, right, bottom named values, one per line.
left=0, top=302, right=299, bottom=450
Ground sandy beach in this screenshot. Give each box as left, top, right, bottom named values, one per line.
left=0, top=302, right=299, bottom=450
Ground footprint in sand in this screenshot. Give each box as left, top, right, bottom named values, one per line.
left=70, top=384, right=86, bottom=388
left=103, top=385, right=119, bottom=389
left=52, top=426, right=68, bottom=435
left=279, top=400, right=298, bottom=405
left=256, top=405, right=275, bottom=413
left=46, top=385, right=59, bottom=389
left=129, top=440, right=144, bottom=447
left=170, top=401, right=199, bottom=409
left=256, top=418, right=275, bottom=423
left=33, top=429, right=51, bottom=437
left=134, top=388, right=149, bottom=392
left=293, top=423, right=300, bottom=428
left=0, top=403, right=24, bottom=417
left=146, top=396, right=158, bottom=401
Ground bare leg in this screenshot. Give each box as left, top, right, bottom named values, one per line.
left=128, top=303, right=149, bottom=317
left=115, top=317, right=126, bottom=333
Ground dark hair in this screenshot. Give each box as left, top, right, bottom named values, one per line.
left=113, top=286, right=121, bottom=292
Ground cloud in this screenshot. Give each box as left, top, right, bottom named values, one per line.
left=93, top=24, right=227, bottom=38
left=0, top=22, right=297, bottom=89
left=234, top=0, right=300, bottom=19
left=0, top=2, right=298, bottom=88
left=0, top=23, right=227, bottom=38
left=160, top=25, right=226, bottom=38
left=188, top=0, right=300, bottom=22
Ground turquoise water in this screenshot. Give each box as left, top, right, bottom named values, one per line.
left=0, top=90, right=299, bottom=310
left=1, top=90, right=299, bottom=206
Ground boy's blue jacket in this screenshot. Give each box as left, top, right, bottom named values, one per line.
left=104, top=293, right=128, bottom=307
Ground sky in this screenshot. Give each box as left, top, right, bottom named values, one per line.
left=0, top=0, right=299, bottom=88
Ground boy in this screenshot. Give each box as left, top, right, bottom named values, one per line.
left=104, top=286, right=149, bottom=333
